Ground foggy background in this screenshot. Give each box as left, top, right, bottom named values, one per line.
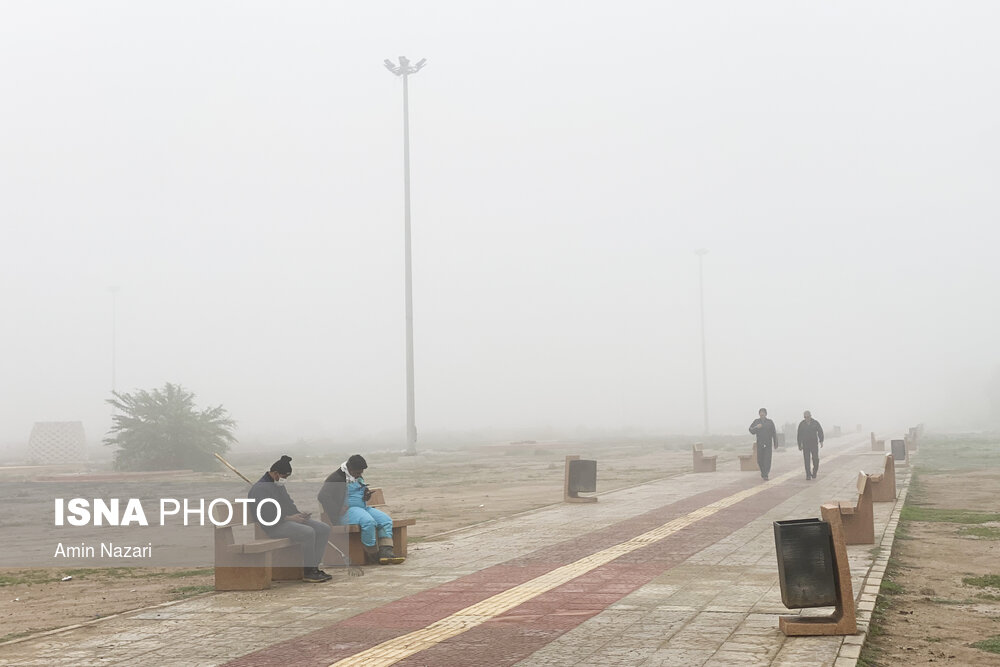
left=2, top=1, right=998, bottom=454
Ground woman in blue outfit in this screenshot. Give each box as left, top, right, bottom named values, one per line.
left=317, top=454, right=403, bottom=564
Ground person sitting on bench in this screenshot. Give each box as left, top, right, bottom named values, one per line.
left=249, top=455, right=332, bottom=582
left=318, top=454, right=404, bottom=565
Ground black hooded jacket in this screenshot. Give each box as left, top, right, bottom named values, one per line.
left=248, top=472, right=301, bottom=529
left=317, top=468, right=349, bottom=521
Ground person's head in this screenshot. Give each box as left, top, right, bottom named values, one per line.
left=268, top=455, right=292, bottom=482
left=346, top=454, right=368, bottom=479
left=758, top=408, right=768, bottom=418
left=803, top=410, right=812, bottom=421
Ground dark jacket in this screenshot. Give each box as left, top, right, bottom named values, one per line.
left=317, top=469, right=348, bottom=521
left=749, top=417, right=777, bottom=447
left=797, top=419, right=824, bottom=448
left=248, top=472, right=300, bottom=531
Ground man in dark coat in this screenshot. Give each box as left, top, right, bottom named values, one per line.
left=749, top=408, right=777, bottom=481
left=248, top=455, right=331, bottom=582
left=797, top=410, right=825, bottom=480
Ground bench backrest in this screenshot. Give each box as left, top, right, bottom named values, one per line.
left=367, top=487, right=386, bottom=506
left=856, top=471, right=868, bottom=495
left=693, top=443, right=703, bottom=453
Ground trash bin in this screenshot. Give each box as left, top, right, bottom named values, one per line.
left=773, top=518, right=838, bottom=608
left=891, top=439, right=906, bottom=461
left=567, top=459, right=597, bottom=494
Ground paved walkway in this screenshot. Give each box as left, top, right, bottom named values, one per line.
left=0, top=434, right=909, bottom=666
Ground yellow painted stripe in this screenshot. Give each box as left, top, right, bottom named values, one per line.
left=331, top=444, right=860, bottom=666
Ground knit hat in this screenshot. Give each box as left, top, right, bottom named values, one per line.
left=270, top=455, right=293, bottom=475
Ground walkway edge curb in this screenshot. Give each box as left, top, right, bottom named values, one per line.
left=834, top=455, right=914, bottom=666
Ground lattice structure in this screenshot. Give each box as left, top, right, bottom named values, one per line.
left=28, top=421, right=86, bottom=464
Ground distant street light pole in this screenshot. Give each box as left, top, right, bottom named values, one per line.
left=695, top=249, right=709, bottom=435
left=384, top=56, right=427, bottom=456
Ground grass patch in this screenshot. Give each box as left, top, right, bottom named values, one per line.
left=960, top=525, right=1000, bottom=540
left=971, top=635, right=1000, bottom=654
left=962, top=574, right=1000, bottom=589
left=880, top=580, right=904, bottom=595
left=169, top=584, right=214, bottom=598
left=899, top=506, right=1000, bottom=524
left=143, top=568, right=213, bottom=580
left=0, top=571, right=58, bottom=587
left=910, top=434, right=1000, bottom=473
left=59, top=567, right=139, bottom=579
left=976, top=593, right=1000, bottom=601
left=0, top=567, right=212, bottom=587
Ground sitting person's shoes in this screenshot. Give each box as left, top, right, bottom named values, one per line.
left=362, top=543, right=380, bottom=565
left=378, top=545, right=405, bottom=565
left=303, top=567, right=331, bottom=582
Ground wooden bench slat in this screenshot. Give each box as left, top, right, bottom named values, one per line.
left=327, top=517, right=417, bottom=533
left=224, top=538, right=293, bottom=554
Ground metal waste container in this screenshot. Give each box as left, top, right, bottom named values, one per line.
left=567, top=459, right=597, bottom=494
left=773, top=518, right=837, bottom=608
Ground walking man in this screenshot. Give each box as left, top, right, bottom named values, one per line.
left=749, top=408, right=777, bottom=481
left=249, top=455, right=332, bottom=582
left=797, top=410, right=825, bottom=480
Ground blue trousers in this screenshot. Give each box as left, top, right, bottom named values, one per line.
left=341, top=506, right=393, bottom=547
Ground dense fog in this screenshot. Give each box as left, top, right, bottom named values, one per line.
left=2, top=2, right=998, bottom=453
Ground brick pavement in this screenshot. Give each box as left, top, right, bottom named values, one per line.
left=0, top=434, right=909, bottom=667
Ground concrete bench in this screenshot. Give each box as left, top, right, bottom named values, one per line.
left=870, top=432, right=885, bottom=451
left=213, top=504, right=302, bottom=591
left=738, top=443, right=758, bottom=471
left=321, top=488, right=416, bottom=565
left=692, top=443, right=717, bottom=473
left=868, top=453, right=897, bottom=502
left=822, top=472, right=874, bottom=545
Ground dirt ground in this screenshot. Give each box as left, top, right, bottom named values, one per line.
left=861, top=435, right=1000, bottom=666
left=2, top=436, right=740, bottom=642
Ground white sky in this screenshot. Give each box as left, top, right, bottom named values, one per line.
left=2, top=1, right=998, bottom=448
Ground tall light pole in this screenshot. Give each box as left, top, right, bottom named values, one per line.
left=695, top=249, right=709, bottom=435
left=384, top=56, right=427, bottom=456
left=110, top=286, right=119, bottom=395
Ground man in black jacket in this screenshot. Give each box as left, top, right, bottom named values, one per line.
left=749, top=408, right=777, bottom=481
left=797, top=410, right=825, bottom=480
left=248, top=455, right=331, bottom=582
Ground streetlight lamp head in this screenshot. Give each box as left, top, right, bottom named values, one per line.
left=384, top=59, right=398, bottom=73
left=398, top=56, right=410, bottom=66
left=695, top=248, right=708, bottom=256
left=413, top=58, right=427, bottom=71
